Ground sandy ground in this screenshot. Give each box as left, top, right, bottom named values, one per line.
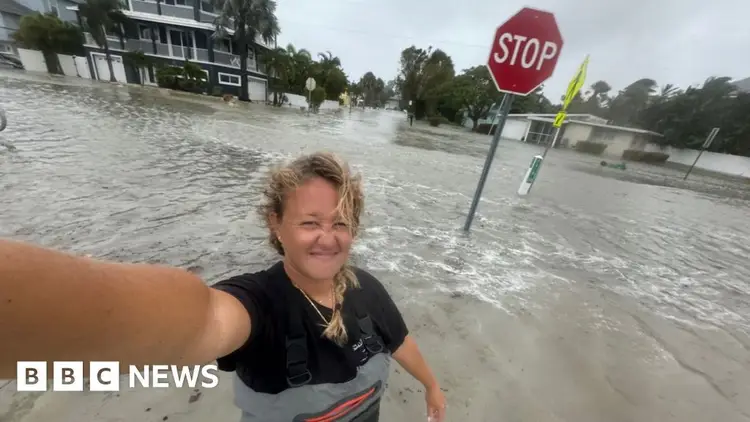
left=3, top=280, right=750, bottom=422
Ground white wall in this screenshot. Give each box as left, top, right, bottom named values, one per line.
left=278, top=93, right=340, bottom=111
left=57, top=54, right=77, bottom=77
left=560, top=123, right=593, bottom=148
left=74, top=56, right=91, bottom=79
left=644, top=144, right=750, bottom=178
left=17, top=48, right=47, bottom=73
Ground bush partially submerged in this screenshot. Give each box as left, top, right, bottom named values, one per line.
left=621, top=149, right=670, bottom=162
left=575, top=141, right=608, bottom=155
left=156, top=62, right=207, bottom=94
left=428, top=115, right=450, bottom=127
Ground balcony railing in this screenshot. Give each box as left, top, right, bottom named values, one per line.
left=82, top=31, right=265, bottom=74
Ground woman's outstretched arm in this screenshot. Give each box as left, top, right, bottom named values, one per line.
left=0, top=238, right=251, bottom=379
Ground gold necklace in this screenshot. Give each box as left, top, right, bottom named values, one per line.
left=295, top=284, right=335, bottom=326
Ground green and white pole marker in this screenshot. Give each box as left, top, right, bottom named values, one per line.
left=517, top=155, right=543, bottom=196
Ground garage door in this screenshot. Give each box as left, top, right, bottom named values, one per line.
left=92, top=53, right=127, bottom=83
left=247, top=77, right=267, bottom=102
left=501, top=118, right=529, bottom=141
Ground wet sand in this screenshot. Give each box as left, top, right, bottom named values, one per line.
left=3, top=280, right=750, bottom=422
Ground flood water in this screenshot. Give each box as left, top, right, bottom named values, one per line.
left=2, top=70, right=750, bottom=362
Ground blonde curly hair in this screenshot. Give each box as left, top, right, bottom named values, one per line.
left=258, top=152, right=364, bottom=345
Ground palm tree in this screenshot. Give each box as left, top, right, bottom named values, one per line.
left=285, top=44, right=312, bottom=94
left=79, top=0, right=130, bottom=82
left=261, top=47, right=289, bottom=105
left=214, top=0, right=280, bottom=102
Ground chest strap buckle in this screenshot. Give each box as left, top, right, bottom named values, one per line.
left=285, top=336, right=312, bottom=387
left=357, top=315, right=385, bottom=354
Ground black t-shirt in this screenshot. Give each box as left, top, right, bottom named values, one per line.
left=210, top=261, right=409, bottom=395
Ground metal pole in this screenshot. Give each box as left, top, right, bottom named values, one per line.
left=542, top=125, right=560, bottom=160
left=683, top=149, right=705, bottom=181
left=684, top=127, right=719, bottom=180
left=463, top=94, right=514, bottom=232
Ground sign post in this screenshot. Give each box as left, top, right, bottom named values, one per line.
left=305, top=77, right=316, bottom=114
left=683, top=127, right=720, bottom=180
left=463, top=7, right=564, bottom=232
left=517, top=55, right=588, bottom=196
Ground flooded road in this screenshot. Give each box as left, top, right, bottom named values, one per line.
left=2, top=70, right=750, bottom=421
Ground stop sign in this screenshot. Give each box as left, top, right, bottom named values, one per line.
left=486, top=7, right=564, bottom=96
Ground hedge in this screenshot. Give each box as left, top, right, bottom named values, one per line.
left=621, top=149, right=670, bottom=162
left=575, top=141, right=607, bottom=155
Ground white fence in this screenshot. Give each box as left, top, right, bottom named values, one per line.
left=57, top=54, right=77, bottom=77
left=17, top=48, right=47, bottom=73
left=645, top=143, right=750, bottom=178
left=278, top=92, right=341, bottom=111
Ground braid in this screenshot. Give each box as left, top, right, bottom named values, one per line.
left=322, top=265, right=359, bottom=345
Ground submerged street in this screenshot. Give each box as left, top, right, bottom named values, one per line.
left=2, top=71, right=750, bottom=422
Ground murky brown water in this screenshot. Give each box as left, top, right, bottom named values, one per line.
left=1, top=69, right=750, bottom=342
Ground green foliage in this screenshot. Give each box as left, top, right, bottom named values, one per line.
left=449, top=66, right=503, bottom=129
left=574, top=141, right=608, bottom=155
left=122, top=50, right=152, bottom=68
left=79, top=0, right=130, bottom=48
left=395, top=46, right=455, bottom=119
left=156, top=63, right=207, bottom=94
left=621, top=150, right=670, bottom=162
left=309, top=86, right=326, bottom=109
left=428, top=115, right=450, bottom=127
left=13, top=12, right=85, bottom=73
left=213, top=0, right=280, bottom=101
left=261, top=45, right=349, bottom=103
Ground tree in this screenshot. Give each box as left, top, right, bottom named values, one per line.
left=359, top=71, right=381, bottom=107
left=396, top=46, right=454, bottom=119
left=284, top=44, right=313, bottom=95
left=309, top=86, right=326, bottom=111
left=607, top=78, right=658, bottom=124
left=262, top=46, right=290, bottom=105
left=215, top=0, right=280, bottom=102
left=450, top=66, right=503, bottom=130
left=13, top=13, right=85, bottom=74
left=79, top=0, right=131, bottom=82
left=637, top=76, right=750, bottom=155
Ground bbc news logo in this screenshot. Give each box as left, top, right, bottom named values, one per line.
left=17, top=361, right=219, bottom=391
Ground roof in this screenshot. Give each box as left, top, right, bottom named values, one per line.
left=0, top=0, right=33, bottom=16
left=508, top=113, right=607, bottom=123
left=732, top=77, right=750, bottom=93
left=526, top=116, right=663, bottom=137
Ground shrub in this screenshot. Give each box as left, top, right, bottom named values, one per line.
left=309, top=86, right=326, bottom=110
left=155, top=63, right=207, bottom=94
left=575, top=141, right=607, bottom=155
left=428, top=115, right=449, bottom=127
left=155, top=66, right=182, bottom=89
left=621, top=149, right=670, bottom=162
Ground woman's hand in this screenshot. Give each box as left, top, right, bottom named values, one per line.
left=425, top=384, right=446, bottom=422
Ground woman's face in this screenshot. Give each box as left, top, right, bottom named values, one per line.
left=273, top=177, right=353, bottom=282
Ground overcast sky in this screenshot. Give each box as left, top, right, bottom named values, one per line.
left=274, top=0, right=749, bottom=99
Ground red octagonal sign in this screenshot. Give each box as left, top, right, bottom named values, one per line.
left=486, top=7, right=564, bottom=96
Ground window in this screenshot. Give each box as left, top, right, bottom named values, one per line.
left=139, top=25, right=158, bottom=41
left=200, top=0, right=213, bottom=13
left=195, top=31, right=207, bottom=49
left=219, top=72, right=241, bottom=86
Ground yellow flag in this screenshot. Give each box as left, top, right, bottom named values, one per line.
left=562, top=55, right=589, bottom=111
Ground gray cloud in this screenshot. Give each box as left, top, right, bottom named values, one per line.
left=276, top=0, right=750, bottom=99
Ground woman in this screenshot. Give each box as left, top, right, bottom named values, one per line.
left=0, top=152, right=446, bottom=422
